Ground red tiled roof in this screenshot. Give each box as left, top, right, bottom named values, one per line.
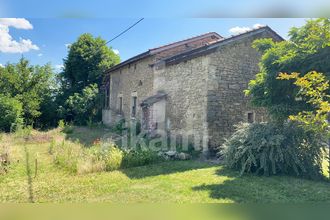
left=106, top=32, right=223, bottom=73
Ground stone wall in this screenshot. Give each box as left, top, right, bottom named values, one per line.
left=157, top=55, right=210, bottom=148
left=206, top=30, right=279, bottom=149
left=106, top=56, right=156, bottom=125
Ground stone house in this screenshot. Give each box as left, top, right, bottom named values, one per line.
left=102, top=26, right=283, bottom=153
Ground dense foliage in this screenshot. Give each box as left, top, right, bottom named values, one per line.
left=61, top=33, right=120, bottom=93
left=0, top=95, right=23, bottom=132
left=59, top=33, right=120, bottom=124
left=277, top=71, right=330, bottom=132
left=246, top=18, right=330, bottom=122
left=0, top=59, right=57, bottom=128
left=64, top=84, right=100, bottom=125
left=222, top=123, right=325, bottom=179
left=0, top=33, right=120, bottom=131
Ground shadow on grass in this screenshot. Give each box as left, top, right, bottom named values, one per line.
left=192, top=167, right=330, bottom=203
left=122, top=160, right=216, bottom=179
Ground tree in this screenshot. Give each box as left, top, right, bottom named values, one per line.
left=278, top=71, right=330, bottom=177
left=64, top=84, right=100, bottom=125
left=0, top=58, right=57, bottom=127
left=245, top=18, right=330, bottom=178
left=0, top=95, right=23, bottom=132
left=61, top=33, right=120, bottom=93
left=59, top=33, right=120, bottom=124
left=245, top=18, right=330, bottom=122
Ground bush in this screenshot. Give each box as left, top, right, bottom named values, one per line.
left=221, top=122, right=325, bottom=179
left=0, top=95, right=23, bottom=132
left=98, top=144, right=123, bottom=171
left=121, top=149, right=161, bottom=168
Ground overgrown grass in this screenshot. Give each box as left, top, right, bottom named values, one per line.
left=0, top=127, right=329, bottom=203
left=49, top=138, right=162, bottom=174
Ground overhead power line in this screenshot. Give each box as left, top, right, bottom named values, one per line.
left=105, top=18, right=144, bottom=45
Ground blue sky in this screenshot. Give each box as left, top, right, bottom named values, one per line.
left=0, top=18, right=308, bottom=71
left=1, top=0, right=329, bottom=18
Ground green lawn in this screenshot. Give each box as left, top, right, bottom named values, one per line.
left=0, top=127, right=329, bottom=203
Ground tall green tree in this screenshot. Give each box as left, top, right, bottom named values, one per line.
left=0, top=58, right=57, bottom=127
left=61, top=33, right=120, bottom=93
left=60, top=33, right=120, bottom=124
left=246, top=18, right=330, bottom=122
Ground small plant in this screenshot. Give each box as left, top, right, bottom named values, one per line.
left=99, top=144, right=123, bottom=171
left=58, top=120, right=65, bottom=129
left=112, top=119, right=126, bottom=134
left=48, top=138, right=55, bottom=155
left=0, top=143, right=10, bottom=175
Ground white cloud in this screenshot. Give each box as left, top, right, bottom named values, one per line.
left=0, top=18, right=33, bottom=30
left=37, top=53, right=43, bottom=57
left=55, top=64, right=64, bottom=70
left=229, top=23, right=265, bottom=35
left=0, top=63, right=4, bottom=68
left=0, top=18, right=39, bottom=53
left=65, top=43, right=71, bottom=49
left=112, top=49, right=120, bottom=55
left=253, top=23, right=264, bottom=29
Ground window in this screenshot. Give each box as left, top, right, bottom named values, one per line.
left=247, top=112, right=254, bottom=123
left=131, top=96, right=137, bottom=117
left=119, top=97, right=123, bottom=113
left=105, top=84, right=110, bottom=108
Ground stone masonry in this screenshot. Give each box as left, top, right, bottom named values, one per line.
left=102, top=26, right=283, bottom=153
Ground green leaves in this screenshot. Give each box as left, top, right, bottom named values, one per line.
left=60, top=33, right=120, bottom=125
left=0, top=95, right=23, bottom=132
left=62, top=33, right=120, bottom=91
left=0, top=58, right=56, bottom=127
left=278, top=71, right=330, bottom=133
left=246, top=18, right=330, bottom=123
left=221, top=122, right=325, bottom=179
left=65, top=84, right=100, bottom=125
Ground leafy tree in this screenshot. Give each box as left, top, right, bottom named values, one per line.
left=278, top=71, right=330, bottom=176
left=277, top=71, right=330, bottom=132
left=65, top=84, right=100, bottom=125
left=0, top=58, right=57, bottom=127
left=246, top=18, right=330, bottom=122
left=61, top=33, right=120, bottom=93
left=59, top=33, right=120, bottom=124
left=0, top=95, right=23, bottom=132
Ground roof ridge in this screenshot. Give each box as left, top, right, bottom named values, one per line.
left=154, top=26, right=283, bottom=67
left=226, top=25, right=284, bottom=41
left=149, top=32, right=222, bottom=51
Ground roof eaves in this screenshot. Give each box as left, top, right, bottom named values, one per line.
left=106, top=50, right=151, bottom=73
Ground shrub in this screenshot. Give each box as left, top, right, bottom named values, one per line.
left=0, top=95, right=23, bottom=132
left=121, top=149, right=161, bottom=168
left=98, top=144, right=123, bottom=171
left=58, top=120, right=65, bottom=129
left=112, top=119, right=126, bottom=134
left=221, top=122, right=325, bottom=179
